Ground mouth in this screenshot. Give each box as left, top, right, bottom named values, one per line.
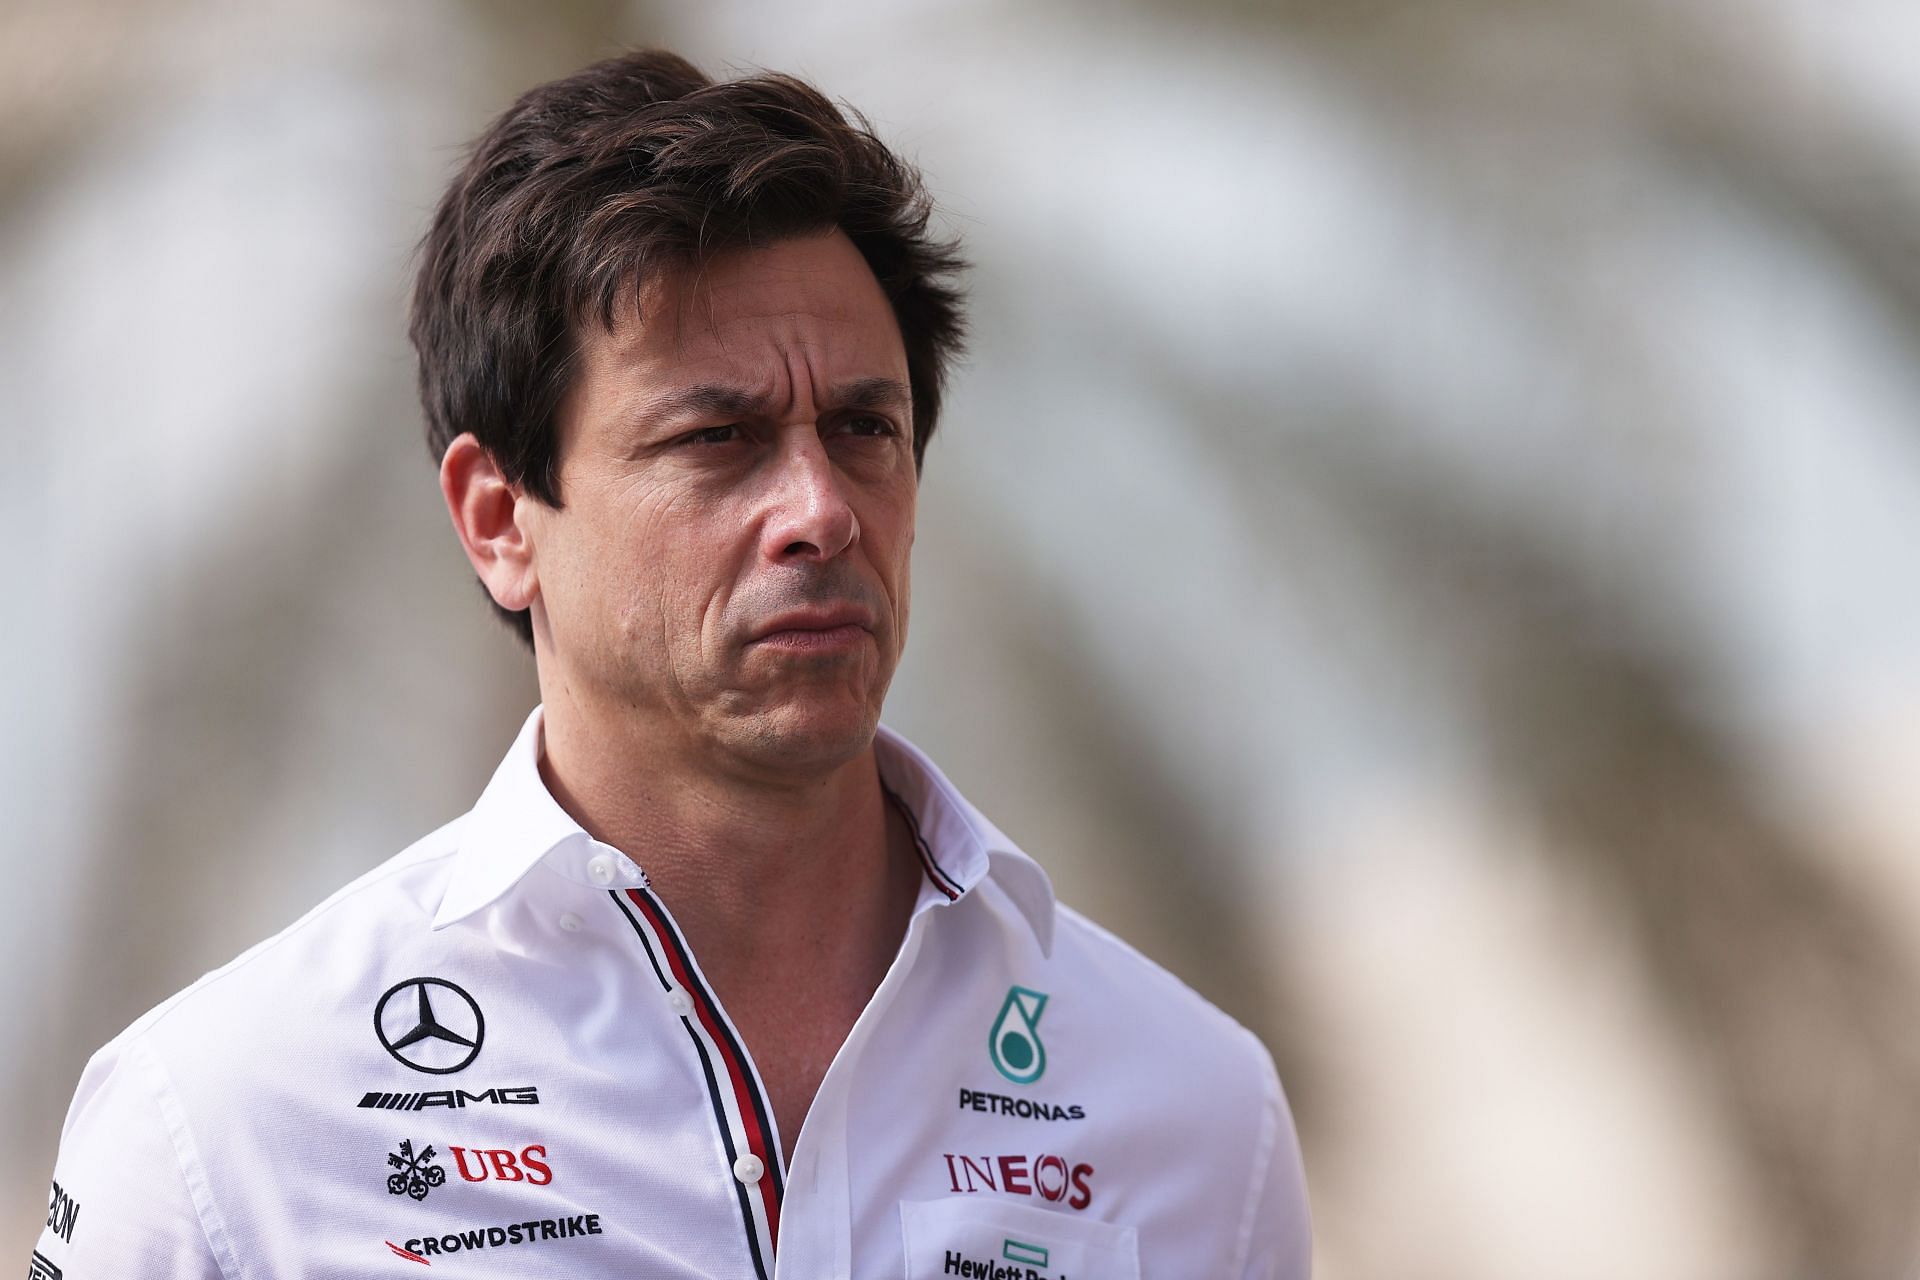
left=747, top=607, right=876, bottom=654
left=749, top=623, right=871, bottom=653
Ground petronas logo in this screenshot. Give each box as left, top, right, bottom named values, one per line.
left=989, top=986, right=1050, bottom=1085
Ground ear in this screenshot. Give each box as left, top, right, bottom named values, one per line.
left=440, top=433, right=539, bottom=614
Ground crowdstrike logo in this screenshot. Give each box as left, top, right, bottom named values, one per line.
left=384, top=1214, right=603, bottom=1265
left=988, top=987, right=1049, bottom=1085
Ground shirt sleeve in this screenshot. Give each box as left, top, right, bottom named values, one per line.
left=1235, top=1029, right=1313, bottom=1280
left=32, top=1033, right=228, bottom=1279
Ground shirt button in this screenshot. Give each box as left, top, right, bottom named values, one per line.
left=667, top=991, right=692, bottom=1017
left=733, top=1154, right=765, bottom=1184
left=558, top=912, right=583, bottom=933
left=587, top=854, right=616, bottom=885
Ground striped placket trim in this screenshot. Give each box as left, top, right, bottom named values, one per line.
left=604, top=813, right=969, bottom=1276
left=610, top=887, right=783, bottom=1279
left=883, top=783, right=965, bottom=901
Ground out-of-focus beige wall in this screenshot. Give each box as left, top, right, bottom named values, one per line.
left=7, top=2, right=1920, bottom=1277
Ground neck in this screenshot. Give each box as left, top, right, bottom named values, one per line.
left=535, top=689, right=921, bottom=997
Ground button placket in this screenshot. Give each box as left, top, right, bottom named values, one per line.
left=607, top=883, right=786, bottom=1274
left=775, top=911, right=933, bottom=1279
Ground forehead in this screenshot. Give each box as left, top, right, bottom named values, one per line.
left=584, top=229, right=907, bottom=388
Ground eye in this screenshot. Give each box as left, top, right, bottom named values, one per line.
left=680, top=424, right=741, bottom=446
left=840, top=414, right=900, bottom=438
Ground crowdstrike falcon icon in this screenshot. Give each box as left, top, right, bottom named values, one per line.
left=376, top=978, right=485, bottom=1074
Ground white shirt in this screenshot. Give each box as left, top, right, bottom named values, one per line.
left=35, top=707, right=1310, bottom=1279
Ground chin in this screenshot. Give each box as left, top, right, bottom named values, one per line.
left=726, top=698, right=882, bottom=775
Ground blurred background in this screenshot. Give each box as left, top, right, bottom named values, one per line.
left=5, top=1, right=1919, bottom=1276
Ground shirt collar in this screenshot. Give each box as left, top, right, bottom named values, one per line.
left=871, top=722, right=1056, bottom=955
left=431, top=705, right=649, bottom=931
left=433, top=705, right=1057, bottom=955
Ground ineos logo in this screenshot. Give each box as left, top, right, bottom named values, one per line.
left=942, top=1152, right=1095, bottom=1210
left=375, top=978, right=485, bottom=1075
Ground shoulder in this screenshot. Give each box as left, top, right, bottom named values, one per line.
left=43, top=819, right=472, bottom=1277
left=1044, top=900, right=1282, bottom=1107
left=81, top=815, right=467, bottom=1096
left=971, top=894, right=1309, bottom=1275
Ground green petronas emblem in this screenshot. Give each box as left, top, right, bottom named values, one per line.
left=989, top=986, right=1050, bottom=1085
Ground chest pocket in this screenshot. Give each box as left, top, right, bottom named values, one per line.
left=900, top=1197, right=1140, bottom=1279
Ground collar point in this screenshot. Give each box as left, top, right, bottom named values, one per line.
left=989, top=848, right=1058, bottom=957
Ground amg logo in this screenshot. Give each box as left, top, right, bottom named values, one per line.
left=358, top=1085, right=539, bottom=1111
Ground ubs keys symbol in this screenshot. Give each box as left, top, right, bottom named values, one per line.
left=989, top=986, right=1050, bottom=1085
left=387, top=1139, right=448, bottom=1201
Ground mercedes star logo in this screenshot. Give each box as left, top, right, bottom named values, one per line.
left=375, top=977, right=485, bottom=1074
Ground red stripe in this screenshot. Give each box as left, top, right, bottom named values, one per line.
left=385, top=1241, right=430, bottom=1266
left=883, top=788, right=961, bottom=900
left=625, top=889, right=782, bottom=1253
left=917, top=844, right=961, bottom=900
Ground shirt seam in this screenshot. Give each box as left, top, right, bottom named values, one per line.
left=1052, top=902, right=1247, bottom=1026
left=136, top=838, right=461, bottom=1038
left=1228, top=1023, right=1283, bottom=1278
left=131, top=1035, right=244, bottom=1280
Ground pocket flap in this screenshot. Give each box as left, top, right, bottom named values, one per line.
left=899, top=1196, right=1140, bottom=1279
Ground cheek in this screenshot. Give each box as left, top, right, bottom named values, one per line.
left=894, top=564, right=911, bottom=651
left=879, top=508, right=915, bottom=644
left=622, top=492, right=741, bottom=654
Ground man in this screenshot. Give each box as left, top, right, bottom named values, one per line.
left=34, top=49, right=1309, bottom=1279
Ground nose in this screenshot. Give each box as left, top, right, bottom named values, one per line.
left=759, top=434, right=858, bottom=562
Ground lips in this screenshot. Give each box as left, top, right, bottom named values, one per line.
left=749, top=606, right=875, bottom=643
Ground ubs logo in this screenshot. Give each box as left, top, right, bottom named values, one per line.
left=386, top=1139, right=448, bottom=1201
left=450, top=1145, right=552, bottom=1185
left=385, top=1140, right=554, bottom=1200
left=375, top=978, right=484, bottom=1075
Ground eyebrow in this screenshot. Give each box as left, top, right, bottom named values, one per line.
left=638, top=376, right=912, bottom=430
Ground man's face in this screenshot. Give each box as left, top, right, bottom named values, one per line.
left=524, top=229, right=917, bottom=778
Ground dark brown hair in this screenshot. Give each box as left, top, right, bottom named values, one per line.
left=409, top=49, right=967, bottom=646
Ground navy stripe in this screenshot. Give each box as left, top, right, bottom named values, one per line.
left=685, top=1010, right=770, bottom=1280
left=607, top=889, right=772, bottom=1280
left=884, top=783, right=963, bottom=899
left=631, top=886, right=788, bottom=1205
left=609, top=890, right=673, bottom=992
